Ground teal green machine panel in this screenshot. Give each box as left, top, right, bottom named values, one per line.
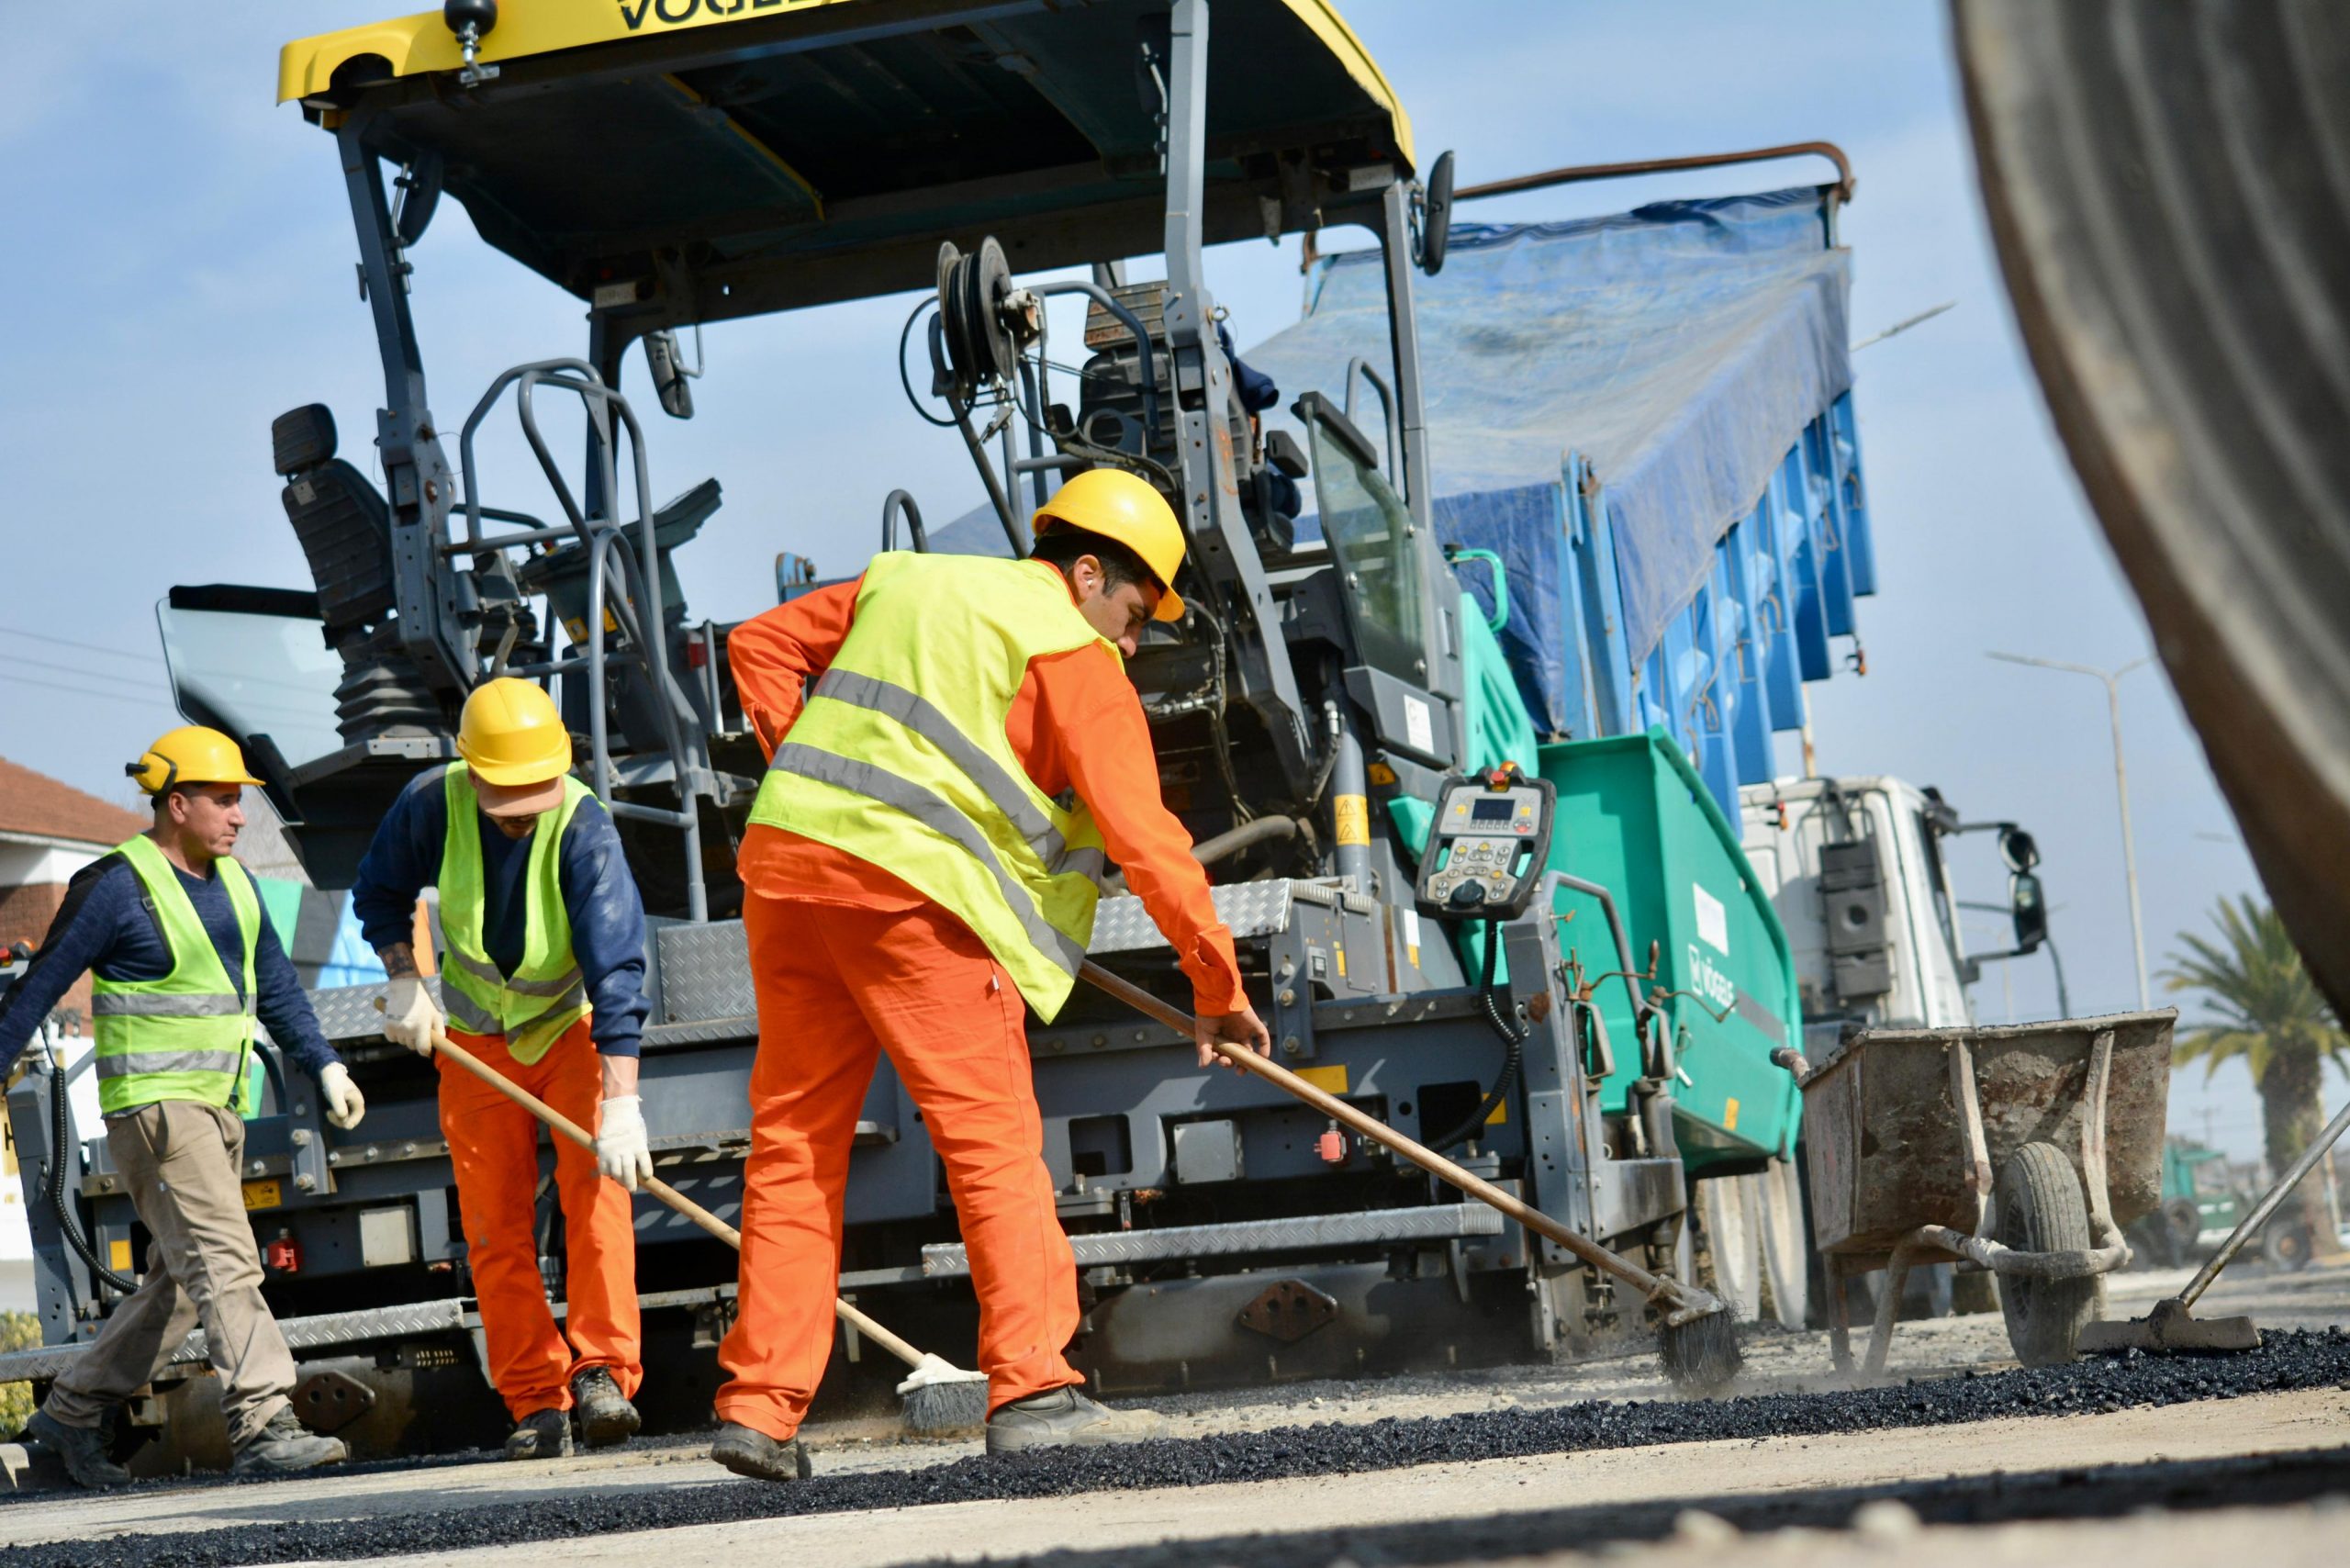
left=1536, top=728, right=1802, bottom=1169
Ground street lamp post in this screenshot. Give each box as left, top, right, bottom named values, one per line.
left=1986, top=651, right=2152, bottom=1009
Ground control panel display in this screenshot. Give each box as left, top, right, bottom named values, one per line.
left=1413, top=766, right=1556, bottom=922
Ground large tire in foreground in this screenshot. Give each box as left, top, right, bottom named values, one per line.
left=1994, top=1142, right=2098, bottom=1367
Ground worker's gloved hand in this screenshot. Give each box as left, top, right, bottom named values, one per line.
left=380, top=975, right=442, bottom=1057
left=318, top=1061, right=366, bottom=1131
left=596, top=1094, right=654, bottom=1191
left=1195, top=1001, right=1274, bottom=1071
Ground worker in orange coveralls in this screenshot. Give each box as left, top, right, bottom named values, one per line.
left=707, top=469, right=1271, bottom=1482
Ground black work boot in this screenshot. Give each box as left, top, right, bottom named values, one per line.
left=26, top=1408, right=130, bottom=1489
left=985, top=1386, right=1170, bottom=1454
left=230, top=1406, right=348, bottom=1475
left=505, top=1406, right=573, bottom=1461
left=710, top=1421, right=811, bottom=1483
left=569, top=1367, right=641, bottom=1450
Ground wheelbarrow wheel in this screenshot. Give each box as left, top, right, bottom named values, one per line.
left=1994, top=1141, right=2098, bottom=1367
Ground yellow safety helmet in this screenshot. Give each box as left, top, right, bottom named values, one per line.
left=456, top=678, right=574, bottom=788
left=126, top=726, right=264, bottom=796
left=1033, top=469, right=1188, bottom=622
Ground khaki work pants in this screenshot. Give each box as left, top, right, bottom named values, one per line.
left=43, top=1101, right=297, bottom=1449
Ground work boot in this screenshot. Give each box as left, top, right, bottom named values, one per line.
left=26, top=1407, right=130, bottom=1489
left=504, top=1406, right=573, bottom=1462
left=569, top=1367, right=641, bottom=1449
left=230, top=1406, right=348, bottom=1475
left=709, top=1421, right=811, bottom=1483
left=984, top=1386, right=1170, bottom=1455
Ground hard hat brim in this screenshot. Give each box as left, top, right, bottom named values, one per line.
left=470, top=773, right=566, bottom=817
left=1151, top=584, right=1185, bottom=622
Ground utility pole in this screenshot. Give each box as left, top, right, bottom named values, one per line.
left=1988, top=651, right=2153, bottom=1008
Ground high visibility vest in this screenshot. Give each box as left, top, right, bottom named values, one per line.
left=91, top=834, right=260, bottom=1115
left=436, top=762, right=592, bottom=1064
left=746, top=554, right=1114, bottom=1018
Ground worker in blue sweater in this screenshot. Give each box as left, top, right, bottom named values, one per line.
left=350, top=678, right=654, bottom=1461
left=0, top=726, right=357, bottom=1486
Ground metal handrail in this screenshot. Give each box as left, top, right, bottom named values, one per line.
left=453, top=360, right=714, bottom=921
left=1455, top=140, right=1855, bottom=205
left=1342, top=357, right=1401, bottom=492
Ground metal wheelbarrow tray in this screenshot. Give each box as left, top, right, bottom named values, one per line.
left=1799, top=1009, right=2177, bottom=1372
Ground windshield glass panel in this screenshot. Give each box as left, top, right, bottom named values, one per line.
left=1306, top=418, right=1424, bottom=681
left=156, top=604, right=343, bottom=772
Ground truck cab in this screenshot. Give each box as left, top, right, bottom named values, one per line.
left=1739, top=776, right=1976, bottom=1049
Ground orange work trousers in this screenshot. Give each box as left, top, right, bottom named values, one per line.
left=715, top=892, right=1083, bottom=1440
left=439, top=1016, right=643, bottom=1421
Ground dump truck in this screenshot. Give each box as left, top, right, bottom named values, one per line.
left=2, top=2, right=1888, bottom=1465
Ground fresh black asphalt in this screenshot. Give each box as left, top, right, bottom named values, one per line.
left=8, top=1328, right=2347, bottom=1568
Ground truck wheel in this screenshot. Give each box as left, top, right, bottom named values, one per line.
left=2264, top=1223, right=2315, bottom=1272
left=1994, top=1142, right=2098, bottom=1367
left=1695, top=1175, right=1762, bottom=1322
left=1755, top=1158, right=1809, bottom=1328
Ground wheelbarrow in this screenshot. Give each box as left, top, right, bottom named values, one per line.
left=1796, top=1009, right=2177, bottom=1372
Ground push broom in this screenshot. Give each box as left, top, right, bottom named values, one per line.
left=375, top=1002, right=990, bottom=1433
left=1076, top=960, right=1744, bottom=1392
left=2079, top=1094, right=2350, bottom=1355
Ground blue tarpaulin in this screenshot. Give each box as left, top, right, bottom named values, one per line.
left=1244, top=187, right=1853, bottom=737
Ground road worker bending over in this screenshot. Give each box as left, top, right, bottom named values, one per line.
left=710, top=469, right=1273, bottom=1482
left=0, top=727, right=361, bottom=1486
left=352, top=679, right=655, bottom=1461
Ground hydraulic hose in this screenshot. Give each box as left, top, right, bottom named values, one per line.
left=44, top=1040, right=138, bottom=1294
left=1428, top=920, right=1525, bottom=1154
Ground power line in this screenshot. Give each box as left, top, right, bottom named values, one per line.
left=1, top=653, right=164, bottom=692
left=0, top=624, right=167, bottom=668
left=1, top=673, right=179, bottom=711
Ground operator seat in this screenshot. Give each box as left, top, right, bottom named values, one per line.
left=272, top=403, right=395, bottom=633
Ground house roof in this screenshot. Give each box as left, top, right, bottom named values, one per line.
left=0, top=756, right=145, bottom=851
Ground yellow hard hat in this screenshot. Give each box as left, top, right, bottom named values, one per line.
left=456, top=678, right=573, bottom=787
left=1033, top=469, right=1188, bottom=622
left=127, top=726, right=263, bottom=795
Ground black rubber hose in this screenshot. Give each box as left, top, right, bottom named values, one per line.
left=45, top=1046, right=139, bottom=1294
left=1429, top=920, right=1525, bottom=1154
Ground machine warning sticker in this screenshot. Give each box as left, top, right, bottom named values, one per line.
left=1404, top=694, right=1434, bottom=755
left=1694, top=882, right=1729, bottom=956
left=1334, top=793, right=1371, bottom=846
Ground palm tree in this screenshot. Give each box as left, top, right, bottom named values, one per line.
left=2165, top=895, right=2349, bottom=1256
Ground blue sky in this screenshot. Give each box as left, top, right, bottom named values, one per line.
left=1, top=3, right=2336, bottom=1166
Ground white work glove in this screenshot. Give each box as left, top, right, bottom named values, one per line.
left=318, top=1061, right=366, bottom=1131
left=380, top=975, right=442, bottom=1057
left=596, top=1094, right=654, bottom=1192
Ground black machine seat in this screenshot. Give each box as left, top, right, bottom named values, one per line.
left=274, top=404, right=395, bottom=635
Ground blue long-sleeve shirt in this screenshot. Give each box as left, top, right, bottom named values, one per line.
left=0, top=847, right=340, bottom=1082
left=350, top=767, right=648, bottom=1057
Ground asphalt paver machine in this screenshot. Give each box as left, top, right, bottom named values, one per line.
left=4, top=0, right=1802, bottom=1461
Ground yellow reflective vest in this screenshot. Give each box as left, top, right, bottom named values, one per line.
left=746, top=554, right=1113, bottom=1018
left=91, top=834, right=261, bottom=1114
left=436, top=762, right=592, bottom=1064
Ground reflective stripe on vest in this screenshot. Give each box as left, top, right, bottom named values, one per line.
left=435, top=763, right=591, bottom=1065
left=745, top=554, right=1114, bottom=1019
left=92, top=834, right=260, bottom=1114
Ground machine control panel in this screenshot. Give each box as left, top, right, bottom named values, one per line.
left=1413, top=765, right=1556, bottom=921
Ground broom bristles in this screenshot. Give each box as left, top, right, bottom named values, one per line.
left=899, top=1373, right=989, bottom=1435
left=1659, top=1305, right=1742, bottom=1394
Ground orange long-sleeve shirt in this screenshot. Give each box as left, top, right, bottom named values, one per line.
left=729, top=562, right=1246, bottom=1014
